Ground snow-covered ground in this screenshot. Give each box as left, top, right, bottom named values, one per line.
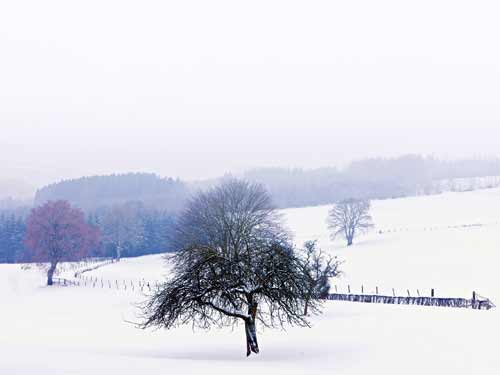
left=2, top=188, right=500, bottom=374
left=285, top=188, right=500, bottom=300
left=433, top=175, right=500, bottom=193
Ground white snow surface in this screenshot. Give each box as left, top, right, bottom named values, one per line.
left=2, top=188, right=500, bottom=374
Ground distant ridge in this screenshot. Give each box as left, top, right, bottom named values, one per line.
left=35, top=173, right=189, bottom=212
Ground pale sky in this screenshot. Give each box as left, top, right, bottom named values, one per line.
left=1, top=1, right=500, bottom=196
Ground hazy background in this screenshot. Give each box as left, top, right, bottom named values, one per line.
left=1, top=0, right=500, bottom=198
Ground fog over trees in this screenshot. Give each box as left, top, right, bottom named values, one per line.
left=94, top=202, right=175, bottom=259
left=0, top=213, right=26, bottom=264
left=34, top=173, right=188, bottom=212
left=101, top=203, right=143, bottom=261
left=243, top=156, right=500, bottom=208
left=32, top=156, right=500, bottom=212
left=2, top=155, right=500, bottom=263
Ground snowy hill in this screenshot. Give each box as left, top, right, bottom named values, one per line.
left=2, top=188, right=500, bottom=374
left=284, top=187, right=500, bottom=300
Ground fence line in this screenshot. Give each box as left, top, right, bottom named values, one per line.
left=376, top=220, right=500, bottom=235
left=53, top=274, right=161, bottom=294
left=73, top=258, right=116, bottom=278
left=330, top=284, right=495, bottom=310
left=326, top=292, right=495, bottom=310
left=52, top=276, right=495, bottom=311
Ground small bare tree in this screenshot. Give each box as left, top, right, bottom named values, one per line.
left=301, top=241, right=341, bottom=315
left=141, top=179, right=316, bottom=356
left=101, top=203, right=143, bottom=261
left=327, top=198, right=374, bottom=246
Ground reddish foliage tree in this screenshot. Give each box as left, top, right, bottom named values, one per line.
left=25, top=200, right=101, bottom=285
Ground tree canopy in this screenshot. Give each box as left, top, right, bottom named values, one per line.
left=327, top=198, right=374, bottom=246
left=141, top=179, right=316, bottom=356
left=25, top=200, right=101, bottom=285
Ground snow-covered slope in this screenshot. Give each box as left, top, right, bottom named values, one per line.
left=79, top=254, right=172, bottom=284
left=2, top=188, right=500, bottom=374
left=284, top=188, right=500, bottom=301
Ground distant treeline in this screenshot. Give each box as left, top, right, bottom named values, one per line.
left=90, top=202, right=176, bottom=259
left=2, top=156, right=500, bottom=263
left=2, top=173, right=185, bottom=263
left=35, top=173, right=189, bottom=212
left=0, top=202, right=175, bottom=264
left=243, top=156, right=500, bottom=207
left=31, top=157, right=500, bottom=211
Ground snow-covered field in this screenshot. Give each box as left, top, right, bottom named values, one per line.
left=2, top=188, right=500, bottom=374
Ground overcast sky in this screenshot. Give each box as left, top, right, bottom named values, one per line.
left=1, top=1, right=500, bottom=196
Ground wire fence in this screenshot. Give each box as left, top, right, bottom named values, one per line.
left=326, top=291, right=495, bottom=310
left=51, top=274, right=495, bottom=311
left=329, top=284, right=495, bottom=310
left=52, top=275, right=161, bottom=294
left=52, top=256, right=497, bottom=311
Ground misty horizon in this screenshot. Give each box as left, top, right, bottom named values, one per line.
left=4, top=124, right=500, bottom=190
left=3, top=153, right=500, bottom=200
left=2, top=1, right=500, bottom=196
left=2, top=3, right=500, bottom=374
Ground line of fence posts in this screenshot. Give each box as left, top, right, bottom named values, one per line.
left=377, top=219, right=500, bottom=235
left=334, top=284, right=432, bottom=298
left=332, top=284, right=456, bottom=299
left=327, top=284, right=493, bottom=310
left=61, top=276, right=489, bottom=304
left=70, top=273, right=162, bottom=293
left=52, top=275, right=494, bottom=310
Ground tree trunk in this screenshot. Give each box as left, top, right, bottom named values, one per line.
left=347, top=235, right=353, bottom=246
left=47, top=262, right=57, bottom=286
left=116, top=243, right=121, bottom=262
left=304, top=296, right=310, bottom=316
left=245, top=301, right=259, bottom=356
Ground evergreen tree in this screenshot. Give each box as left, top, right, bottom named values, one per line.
left=0, top=213, right=27, bottom=263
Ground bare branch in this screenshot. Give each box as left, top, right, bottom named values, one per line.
left=141, top=179, right=314, bottom=356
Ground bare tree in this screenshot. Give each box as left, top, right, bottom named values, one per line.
left=327, top=198, right=374, bottom=246
left=301, top=241, right=341, bottom=315
left=25, top=200, right=100, bottom=285
left=101, top=203, right=143, bottom=261
left=141, top=179, right=316, bottom=356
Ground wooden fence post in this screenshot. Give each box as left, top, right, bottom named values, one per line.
left=431, top=289, right=435, bottom=297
